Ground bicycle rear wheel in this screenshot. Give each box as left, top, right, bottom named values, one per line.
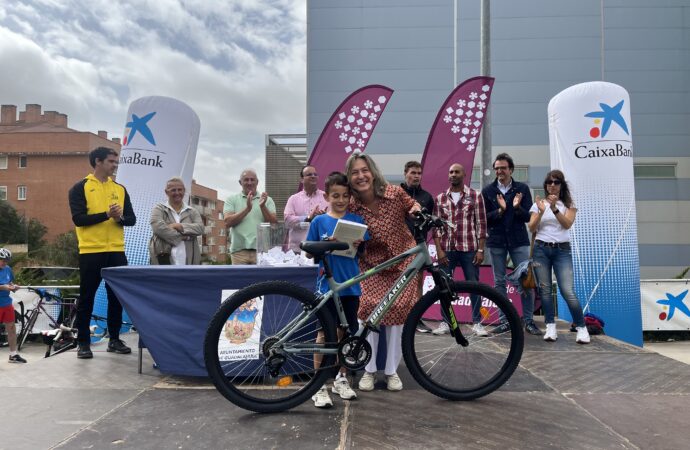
left=402, top=281, right=523, bottom=400
left=204, top=281, right=338, bottom=413
left=17, top=310, right=39, bottom=351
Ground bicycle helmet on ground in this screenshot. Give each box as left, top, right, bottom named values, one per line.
left=0, top=248, right=11, bottom=260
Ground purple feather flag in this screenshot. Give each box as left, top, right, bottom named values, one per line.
left=421, top=77, right=495, bottom=198
left=308, top=85, right=394, bottom=189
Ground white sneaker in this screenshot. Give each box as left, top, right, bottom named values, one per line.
left=576, top=326, right=591, bottom=344
left=358, top=372, right=375, bottom=391
left=543, top=323, right=558, bottom=342
left=432, top=321, right=450, bottom=335
left=332, top=376, right=357, bottom=400
left=311, top=386, right=333, bottom=408
left=472, top=323, right=488, bottom=337
left=386, top=373, right=403, bottom=391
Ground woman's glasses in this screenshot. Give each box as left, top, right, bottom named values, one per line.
left=546, top=179, right=562, bottom=185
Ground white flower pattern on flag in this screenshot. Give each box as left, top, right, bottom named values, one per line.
left=436, top=83, right=492, bottom=151
left=332, top=94, right=390, bottom=154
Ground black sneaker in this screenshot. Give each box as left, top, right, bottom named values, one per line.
left=9, top=354, right=27, bottom=363
left=525, top=321, right=543, bottom=336
left=107, top=339, right=132, bottom=354
left=490, top=322, right=511, bottom=334
left=77, top=344, right=93, bottom=359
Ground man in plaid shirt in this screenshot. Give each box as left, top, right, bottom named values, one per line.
left=432, top=163, right=488, bottom=336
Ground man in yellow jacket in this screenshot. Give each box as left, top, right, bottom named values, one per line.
left=69, top=147, right=136, bottom=359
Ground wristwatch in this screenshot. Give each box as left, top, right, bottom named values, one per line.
left=477, top=249, right=484, bottom=253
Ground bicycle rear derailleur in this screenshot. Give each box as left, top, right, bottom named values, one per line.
left=338, top=336, right=372, bottom=370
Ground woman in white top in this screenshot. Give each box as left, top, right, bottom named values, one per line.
left=527, top=170, right=590, bottom=344
left=149, top=177, right=204, bottom=265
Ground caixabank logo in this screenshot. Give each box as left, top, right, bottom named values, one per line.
left=656, top=289, right=689, bottom=322
left=120, top=111, right=166, bottom=168
left=574, top=100, right=632, bottom=159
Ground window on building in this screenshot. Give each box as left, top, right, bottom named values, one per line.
left=0, top=155, right=7, bottom=169
left=532, top=188, right=545, bottom=200
left=18, top=185, right=27, bottom=200
left=219, top=228, right=225, bottom=237
left=0, top=186, right=7, bottom=200
left=218, top=246, right=226, bottom=254
left=513, top=166, right=529, bottom=183
left=18, top=155, right=27, bottom=168
left=633, top=164, right=676, bottom=179
left=218, top=211, right=224, bottom=220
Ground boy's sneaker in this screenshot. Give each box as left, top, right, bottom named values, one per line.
left=312, top=386, right=333, bottom=408
left=9, top=354, right=27, bottom=363
left=77, top=344, right=93, bottom=359
left=575, top=326, right=591, bottom=344
left=107, top=339, right=132, bottom=354
left=472, top=323, right=489, bottom=337
left=543, top=323, right=558, bottom=342
left=332, top=377, right=357, bottom=400
left=416, top=321, right=432, bottom=333
left=358, top=372, right=375, bottom=391
left=432, top=321, right=450, bottom=335
left=386, top=373, right=403, bottom=391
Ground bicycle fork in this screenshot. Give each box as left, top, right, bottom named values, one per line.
left=432, top=268, right=469, bottom=347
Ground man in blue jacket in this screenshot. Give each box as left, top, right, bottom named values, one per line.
left=481, top=153, right=542, bottom=335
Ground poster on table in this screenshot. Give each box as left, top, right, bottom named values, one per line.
left=217, top=289, right=265, bottom=361
left=92, top=97, right=201, bottom=329
left=548, top=82, right=642, bottom=346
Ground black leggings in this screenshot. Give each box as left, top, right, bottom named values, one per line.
left=77, top=252, right=127, bottom=344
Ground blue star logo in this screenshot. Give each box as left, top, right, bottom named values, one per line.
left=584, top=100, right=629, bottom=137
left=126, top=111, right=157, bottom=146
left=656, top=290, right=690, bottom=320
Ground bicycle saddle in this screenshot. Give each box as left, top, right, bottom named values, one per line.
left=300, top=241, right=349, bottom=257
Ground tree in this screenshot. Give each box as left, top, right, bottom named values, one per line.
left=26, top=217, right=47, bottom=250
left=0, top=200, right=23, bottom=244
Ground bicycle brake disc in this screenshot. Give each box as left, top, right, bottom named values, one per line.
left=338, top=336, right=372, bottom=370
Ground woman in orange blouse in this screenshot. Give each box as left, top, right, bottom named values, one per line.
left=346, top=153, right=421, bottom=392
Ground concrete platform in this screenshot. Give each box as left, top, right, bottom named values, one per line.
left=2, top=321, right=690, bottom=450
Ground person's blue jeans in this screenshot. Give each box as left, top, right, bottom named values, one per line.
left=489, top=245, right=535, bottom=323
left=440, top=251, right=481, bottom=323
left=532, top=243, right=585, bottom=327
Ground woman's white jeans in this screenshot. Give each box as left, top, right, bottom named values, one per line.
left=364, top=324, right=403, bottom=375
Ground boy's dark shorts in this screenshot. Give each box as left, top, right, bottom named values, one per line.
left=325, top=295, right=360, bottom=336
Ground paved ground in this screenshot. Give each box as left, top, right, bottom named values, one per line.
left=3, top=320, right=690, bottom=450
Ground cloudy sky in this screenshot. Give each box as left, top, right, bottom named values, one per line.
left=0, top=0, right=306, bottom=199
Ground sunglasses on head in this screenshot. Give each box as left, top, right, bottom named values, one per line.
left=546, top=179, right=562, bottom=185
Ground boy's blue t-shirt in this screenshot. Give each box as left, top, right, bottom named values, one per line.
left=0, top=266, right=14, bottom=307
left=306, top=213, right=369, bottom=296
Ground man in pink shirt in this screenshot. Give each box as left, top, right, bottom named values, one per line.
left=283, top=166, right=329, bottom=252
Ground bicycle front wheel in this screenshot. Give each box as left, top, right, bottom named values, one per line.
left=402, top=281, right=524, bottom=401
left=204, top=281, right=338, bottom=413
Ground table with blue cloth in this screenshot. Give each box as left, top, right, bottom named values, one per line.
left=101, top=265, right=318, bottom=376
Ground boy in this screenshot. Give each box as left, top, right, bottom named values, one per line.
left=0, top=248, right=27, bottom=363
left=305, top=172, right=368, bottom=408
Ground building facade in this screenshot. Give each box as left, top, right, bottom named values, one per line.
left=307, top=0, right=690, bottom=278
left=191, top=180, right=228, bottom=263
left=0, top=103, right=121, bottom=242
left=265, top=134, right=308, bottom=222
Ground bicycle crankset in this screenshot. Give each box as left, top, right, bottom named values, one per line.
left=338, top=336, right=372, bottom=370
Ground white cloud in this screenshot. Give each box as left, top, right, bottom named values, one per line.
left=0, top=0, right=306, bottom=200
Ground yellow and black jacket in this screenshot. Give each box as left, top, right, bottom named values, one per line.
left=68, top=174, right=136, bottom=254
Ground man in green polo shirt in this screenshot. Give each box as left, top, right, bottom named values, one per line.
left=223, top=169, right=277, bottom=264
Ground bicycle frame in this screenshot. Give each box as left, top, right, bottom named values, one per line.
left=276, top=238, right=465, bottom=356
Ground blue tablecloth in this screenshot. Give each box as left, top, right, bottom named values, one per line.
left=102, top=265, right=318, bottom=376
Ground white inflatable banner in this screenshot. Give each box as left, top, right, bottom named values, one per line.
left=93, top=97, right=200, bottom=326
left=548, top=82, right=642, bottom=346
left=641, top=280, right=690, bottom=331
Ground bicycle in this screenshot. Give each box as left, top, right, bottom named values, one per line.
left=204, top=211, right=524, bottom=413
left=16, top=287, right=79, bottom=357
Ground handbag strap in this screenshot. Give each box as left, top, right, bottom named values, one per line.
left=528, top=233, right=536, bottom=258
